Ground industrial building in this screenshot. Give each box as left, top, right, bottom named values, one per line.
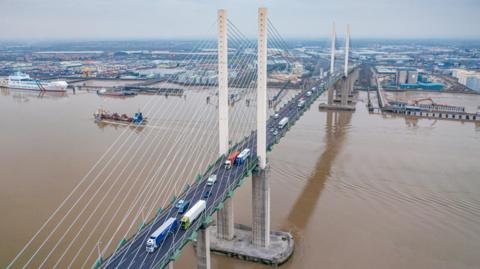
left=376, top=66, right=444, bottom=91
left=451, top=68, right=480, bottom=92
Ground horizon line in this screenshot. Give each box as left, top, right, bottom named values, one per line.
left=1, top=36, right=480, bottom=44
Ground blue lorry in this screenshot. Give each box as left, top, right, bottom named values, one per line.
left=145, top=217, right=177, bottom=253
left=235, top=148, right=251, bottom=165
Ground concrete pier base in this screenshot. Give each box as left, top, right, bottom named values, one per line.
left=209, top=223, right=294, bottom=266
left=319, top=103, right=356, bottom=111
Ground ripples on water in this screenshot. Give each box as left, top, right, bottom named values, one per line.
left=253, top=92, right=480, bottom=269
left=1, top=89, right=480, bottom=269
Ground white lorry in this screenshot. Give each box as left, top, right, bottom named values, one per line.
left=180, top=200, right=206, bottom=229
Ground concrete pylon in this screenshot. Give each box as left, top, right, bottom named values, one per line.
left=197, top=228, right=211, bottom=269
left=327, top=22, right=336, bottom=105
left=217, top=9, right=228, bottom=155
left=252, top=7, right=270, bottom=248
left=341, top=24, right=351, bottom=106
left=330, top=22, right=336, bottom=75
left=216, top=8, right=235, bottom=241
left=256, top=7, right=267, bottom=170
left=344, top=24, right=350, bottom=77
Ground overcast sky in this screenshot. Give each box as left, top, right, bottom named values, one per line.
left=1, top=0, right=479, bottom=41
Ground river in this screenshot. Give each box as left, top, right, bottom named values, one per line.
left=1, top=87, right=479, bottom=269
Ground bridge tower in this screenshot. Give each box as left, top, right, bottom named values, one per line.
left=320, top=23, right=358, bottom=111
left=208, top=8, right=293, bottom=265
left=340, top=24, right=350, bottom=106
left=330, top=22, right=336, bottom=75
left=216, top=8, right=235, bottom=242
left=344, top=24, right=350, bottom=78
left=327, top=22, right=336, bottom=105
left=252, top=6, right=270, bottom=247
left=196, top=9, right=229, bottom=269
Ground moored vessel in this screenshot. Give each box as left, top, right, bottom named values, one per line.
left=6, top=72, right=68, bottom=92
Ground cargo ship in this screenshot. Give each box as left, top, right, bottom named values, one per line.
left=6, top=72, right=68, bottom=92
left=97, top=88, right=137, bottom=97
left=94, top=108, right=146, bottom=125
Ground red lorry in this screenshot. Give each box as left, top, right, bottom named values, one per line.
left=224, top=150, right=240, bottom=169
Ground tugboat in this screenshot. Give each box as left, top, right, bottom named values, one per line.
left=94, top=108, right=146, bottom=125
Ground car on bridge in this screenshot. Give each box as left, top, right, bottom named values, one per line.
left=297, top=100, right=306, bottom=108
left=175, top=199, right=190, bottom=214
left=207, top=174, right=217, bottom=186
left=204, top=190, right=213, bottom=198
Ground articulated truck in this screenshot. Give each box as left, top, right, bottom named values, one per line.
left=146, top=217, right=177, bottom=253
left=180, top=200, right=206, bottom=229
left=224, top=150, right=240, bottom=169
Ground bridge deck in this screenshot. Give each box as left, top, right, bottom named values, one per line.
left=100, top=73, right=345, bottom=269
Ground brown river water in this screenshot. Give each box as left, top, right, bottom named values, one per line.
left=1, top=87, right=479, bottom=269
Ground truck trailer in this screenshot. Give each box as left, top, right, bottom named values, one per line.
left=180, top=200, right=206, bottom=230
left=235, top=148, right=250, bottom=165
left=146, top=217, right=177, bottom=253
left=278, top=117, right=289, bottom=129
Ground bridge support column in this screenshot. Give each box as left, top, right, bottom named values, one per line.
left=252, top=168, right=270, bottom=247
left=341, top=79, right=349, bottom=106
left=327, top=84, right=334, bottom=105
left=216, top=199, right=234, bottom=240
left=197, top=228, right=211, bottom=269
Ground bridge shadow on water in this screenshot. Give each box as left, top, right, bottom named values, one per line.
left=284, top=110, right=353, bottom=231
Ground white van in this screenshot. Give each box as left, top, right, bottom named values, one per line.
left=207, top=174, right=217, bottom=186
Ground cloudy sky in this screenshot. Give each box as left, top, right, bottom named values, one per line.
left=0, top=0, right=479, bottom=40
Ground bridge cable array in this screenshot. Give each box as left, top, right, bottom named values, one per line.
left=8, top=18, right=298, bottom=269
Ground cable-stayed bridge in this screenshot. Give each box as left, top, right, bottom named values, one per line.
left=6, top=8, right=358, bottom=269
